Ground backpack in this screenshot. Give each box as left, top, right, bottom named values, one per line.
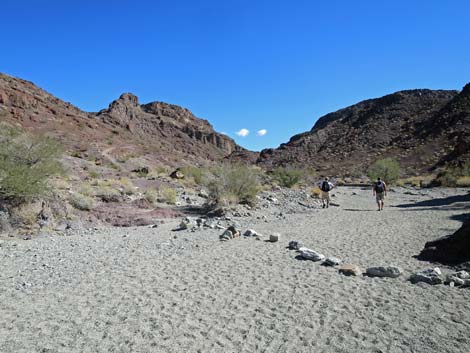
left=375, top=181, right=384, bottom=193
left=321, top=181, right=331, bottom=192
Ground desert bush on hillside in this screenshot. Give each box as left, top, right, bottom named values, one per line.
left=456, top=176, right=470, bottom=187
left=367, top=158, right=400, bottom=184
left=69, top=193, right=95, bottom=211
left=95, top=186, right=122, bottom=202
left=159, top=187, right=177, bottom=204
left=437, top=162, right=470, bottom=187
left=0, top=123, right=63, bottom=200
left=144, top=189, right=158, bottom=204
left=180, top=166, right=206, bottom=185
left=205, top=165, right=261, bottom=206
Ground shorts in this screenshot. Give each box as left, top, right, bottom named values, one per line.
left=321, top=191, right=330, bottom=201
left=376, top=192, right=385, bottom=202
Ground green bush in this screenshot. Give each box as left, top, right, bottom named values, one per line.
left=271, top=167, right=304, bottom=188
left=205, top=165, right=260, bottom=206
left=180, top=166, right=206, bottom=185
left=367, top=158, right=400, bottom=184
left=0, top=124, right=63, bottom=200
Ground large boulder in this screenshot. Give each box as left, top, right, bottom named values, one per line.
left=417, top=218, right=470, bottom=265
left=288, top=240, right=303, bottom=250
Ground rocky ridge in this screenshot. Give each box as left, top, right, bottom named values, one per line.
left=258, top=85, right=470, bottom=176
left=0, top=73, right=246, bottom=166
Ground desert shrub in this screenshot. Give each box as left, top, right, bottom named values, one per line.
left=367, top=158, right=400, bottom=184
left=310, top=186, right=322, bottom=198
left=0, top=123, right=63, bottom=200
left=205, top=165, right=261, bottom=206
left=159, top=187, right=176, bottom=204
left=69, top=193, right=95, bottom=211
left=396, top=175, right=435, bottom=188
left=180, top=166, right=206, bottom=185
left=119, top=178, right=135, bottom=195
left=461, top=161, right=470, bottom=176
left=436, top=169, right=458, bottom=187
left=79, top=183, right=95, bottom=197
left=10, top=201, right=42, bottom=227
left=271, top=167, right=303, bottom=188
left=456, top=176, right=470, bottom=187
left=144, top=189, right=158, bottom=204
left=95, top=186, right=121, bottom=202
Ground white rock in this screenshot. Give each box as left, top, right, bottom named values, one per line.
left=299, top=248, right=325, bottom=261
left=244, top=229, right=258, bottom=237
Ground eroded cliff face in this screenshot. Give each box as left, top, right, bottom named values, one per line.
left=258, top=86, right=470, bottom=176
left=0, top=73, right=246, bottom=165
left=96, top=93, right=241, bottom=156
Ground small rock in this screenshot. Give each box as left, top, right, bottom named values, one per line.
left=410, top=267, right=443, bottom=285
left=339, top=264, right=363, bottom=276
left=324, top=257, right=342, bottom=266
left=288, top=240, right=303, bottom=250
left=299, top=247, right=325, bottom=261
left=244, top=229, right=258, bottom=237
left=446, top=274, right=465, bottom=286
left=219, top=226, right=240, bottom=241
left=366, top=266, right=403, bottom=278
left=269, top=233, right=280, bottom=242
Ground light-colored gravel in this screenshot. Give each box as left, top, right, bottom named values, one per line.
left=1, top=187, right=469, bottom=353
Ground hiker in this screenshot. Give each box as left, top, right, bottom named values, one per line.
left=319, top=177, right=334, bottom=208
left=373, top=177, right=387, bottom=211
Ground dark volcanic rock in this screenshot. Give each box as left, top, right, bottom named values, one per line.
left=417, top=218, right=470, bottom=265
left=258, top=85, right=470, bottom=176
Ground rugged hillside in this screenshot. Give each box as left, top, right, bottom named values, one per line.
left=258, top=85, right=470, bottom=176
left=0, top=73, right=246, bottom=168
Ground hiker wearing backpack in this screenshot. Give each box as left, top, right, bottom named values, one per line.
left=373, top=177, right=387, bottom=211
left=319, top=177, right=334, bottom=208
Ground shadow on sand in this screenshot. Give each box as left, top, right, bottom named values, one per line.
left=394, top=193, right=470, bottom=209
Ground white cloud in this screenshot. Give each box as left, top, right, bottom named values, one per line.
left=236, top=128, right=249, bottom=137
left=257, top=129, right=267, bottom=136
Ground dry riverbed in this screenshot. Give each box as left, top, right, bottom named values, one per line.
left=1, top=186, right=469, bottom=353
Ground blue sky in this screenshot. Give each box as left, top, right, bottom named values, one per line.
left=2, top=0, right=469, bottom=151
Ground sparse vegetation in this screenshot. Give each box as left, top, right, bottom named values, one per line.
left=205, top=165, right=261, bottom=206
left=95, top=186, right=121, bottom=202
left=180, top=166, right=206, bottom=185
left=0, top=123, right=63, bottom=200
left=159, top=187, right=177, bottom=204
left=367, top=158, right=400, bottom=184
left=436, top=162, right=470, bottom=186
left=271, top=167, right=304, bottom=188
left=10, top=201, right=43, bottom=227
left=396, top=175, right=435, bottom=188
left=144, top=189, right=158, bottom=204
left=69, top=193, right=95, bottom=211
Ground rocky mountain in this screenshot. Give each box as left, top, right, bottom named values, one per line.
left=0, top=73, right=248, bottom=167
left=258, top=84, right=470, bottom=176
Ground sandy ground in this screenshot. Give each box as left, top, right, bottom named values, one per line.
left=1, top=187, right=469, bottom=353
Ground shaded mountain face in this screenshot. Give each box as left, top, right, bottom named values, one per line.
left=0, top=73, right=246, bottom=166
left=258, top=86, right=470, bottom=176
